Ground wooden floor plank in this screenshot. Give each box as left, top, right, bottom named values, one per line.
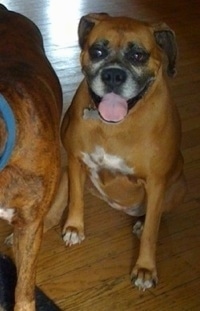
left=0, top=0, right=200, bottom=310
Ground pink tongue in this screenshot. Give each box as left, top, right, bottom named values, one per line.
left=98, top=92, right=128, bottom=122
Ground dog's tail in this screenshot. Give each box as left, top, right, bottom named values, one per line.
left=0, top=95, right=16, bottom=171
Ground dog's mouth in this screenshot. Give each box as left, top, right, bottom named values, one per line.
left=89, top=81, right=152, bottom=123
left=90, top=91, right=128, bottom=123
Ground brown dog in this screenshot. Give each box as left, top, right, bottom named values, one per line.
left=0, top=5, right=62, bottom=311
left=61, top=13, right=186, bottom=290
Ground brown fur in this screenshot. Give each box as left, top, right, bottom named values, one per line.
left=60, top=14, right=186, bottom=289
left=0, top=5, right=62, bottom=310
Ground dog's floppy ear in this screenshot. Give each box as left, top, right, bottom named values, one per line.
left=78, top=13, right=109, bottom=49
left=153, top=23, right=177, bottom=77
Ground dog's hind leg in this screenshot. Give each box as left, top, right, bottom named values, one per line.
left=133, top=173, right=186, bottom=241
left=4, top=170, right=68, bottom=247
left=13, top=220, right=43, bottom=311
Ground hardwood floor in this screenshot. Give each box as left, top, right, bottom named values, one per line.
left=0, top=0, right=200, bottom=310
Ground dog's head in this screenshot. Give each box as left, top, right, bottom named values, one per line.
left=78, top=13, right=177, bottom=123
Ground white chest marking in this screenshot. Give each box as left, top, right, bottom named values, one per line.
left=0, top=207, right=15, bottom=223
left=82, top=146, right=133, bottom=198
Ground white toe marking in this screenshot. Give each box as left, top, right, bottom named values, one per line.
left=63, top=230, right=85, bottom=246
left=134, top=278, right=153, bottom=291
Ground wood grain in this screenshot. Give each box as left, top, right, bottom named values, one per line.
left=0, top=0, right=200, bottom=310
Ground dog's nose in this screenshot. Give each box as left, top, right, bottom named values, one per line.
left=101, top=68, right=127, bottom=88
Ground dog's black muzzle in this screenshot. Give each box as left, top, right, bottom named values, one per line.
left=101, top=68, right=127, bottom=89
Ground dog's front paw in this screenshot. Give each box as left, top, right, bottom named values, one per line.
left=132, top=220, right=144, bottom=239
left=62, top=226, right=85, bottom=246
left=131, top=265, right=158, bottom=291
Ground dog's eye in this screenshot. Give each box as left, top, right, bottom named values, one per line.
left=133, top=52, right=147, bottom=62
left=126, top=50, right=149, bottom=65
left=89, top=46, right=108, bottom=61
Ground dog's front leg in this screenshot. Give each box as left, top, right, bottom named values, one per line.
left=13, top=220, right=43, bottom=311
left=131, top=179, right=166, bottom=290
left=62, top=155, right=86, bottom=246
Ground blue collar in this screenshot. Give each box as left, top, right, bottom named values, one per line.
left=0, top=94, right=16, bottom=171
